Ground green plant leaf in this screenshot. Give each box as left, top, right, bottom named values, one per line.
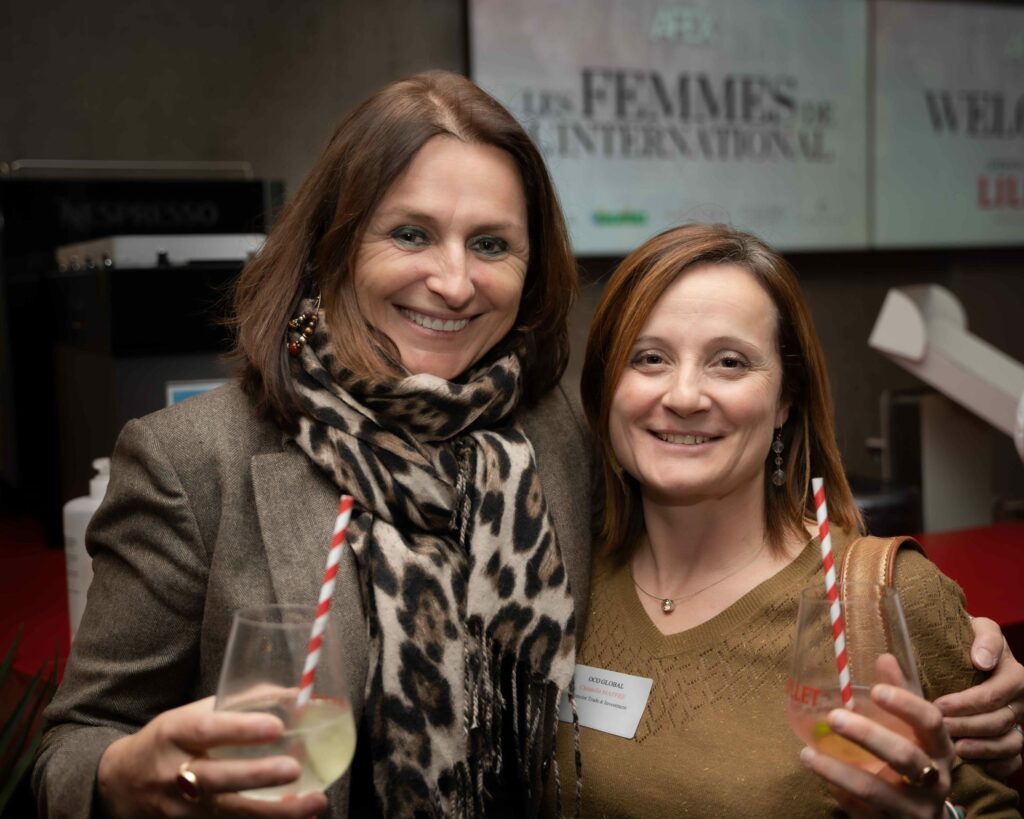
left=0, top=632, right=59, bottom=809
left=5, top=654, right=55, bottom=776
left=0, top=729, right=43, bottom=814
left=0, top=626, right=23, bottom=691
left=0, top=665, right=43, bottom=775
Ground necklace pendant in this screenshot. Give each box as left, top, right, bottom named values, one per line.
left=661, top=598, right=675, bottom=614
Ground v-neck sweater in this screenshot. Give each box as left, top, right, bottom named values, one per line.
left=545, top=531, right=1020, bottom=818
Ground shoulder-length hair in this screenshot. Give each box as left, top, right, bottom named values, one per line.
left=232, top=70, right=577, bottom=428
left=580, top=223, right=862, bottom=560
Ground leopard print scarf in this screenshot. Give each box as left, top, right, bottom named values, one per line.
left=288, top=300, right=576, bottom=817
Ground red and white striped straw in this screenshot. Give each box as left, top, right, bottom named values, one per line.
left=811, top=478, right=854, bottom=710
left=297, top=494, right=354, bottom=708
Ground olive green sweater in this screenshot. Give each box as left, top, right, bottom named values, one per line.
left=547, top=533, right=1020, bottom=818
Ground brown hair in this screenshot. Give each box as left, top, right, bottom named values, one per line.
left=580, top=223, right=863, bottom=560
left=231, top=71, right=577, bottom=428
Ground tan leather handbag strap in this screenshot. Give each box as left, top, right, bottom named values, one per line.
left=838, top=535, right=925, bottom=674
left=838, top=535, right=925, bottom=591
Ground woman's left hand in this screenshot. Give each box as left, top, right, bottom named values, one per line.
left=800, top=683, right=956, bottom=818
left=935, top=617, right=1024, bottom=778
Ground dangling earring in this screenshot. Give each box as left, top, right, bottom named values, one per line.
left=771, top=429, right=785, bottom=486
left=286, top=292, right=321, bottom=357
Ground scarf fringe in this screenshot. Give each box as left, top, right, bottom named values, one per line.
left=548, top=681, right=582, bottom=819
left=570, top=681, right=583, bottom=818
left=447, top=621, right=580, bottom=819
left=511, top=660, right=523, bottom=777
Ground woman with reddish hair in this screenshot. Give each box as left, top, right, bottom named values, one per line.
left=551, top=223, right=1021, bottom=817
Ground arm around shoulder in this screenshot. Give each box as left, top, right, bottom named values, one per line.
left=894, top=550, right=1021, bottom=816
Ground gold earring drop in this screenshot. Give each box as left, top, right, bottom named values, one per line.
left=771, top=429, right=785, bottom=487
left=287, top=294, right=321, bottom=357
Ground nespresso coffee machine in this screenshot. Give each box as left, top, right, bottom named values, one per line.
left=0, top=170, right=283, bottom=543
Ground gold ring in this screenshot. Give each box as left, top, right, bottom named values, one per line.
left=911, top=762, right=940, bottom=788
left=176, top=759, right=202, bottom=802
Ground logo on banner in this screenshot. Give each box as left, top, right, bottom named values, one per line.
left=592, top=209, right=648, bottom=226
left=515, top=70, right=837, bottom=163
left=649, top=6, right=716, bottom=45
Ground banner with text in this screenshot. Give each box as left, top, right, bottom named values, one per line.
left=874, top=1, right=1024, bottom=247
left=471, top=0, right=868, bottom=253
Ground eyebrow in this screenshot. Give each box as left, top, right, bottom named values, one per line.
left=631, top=334, right=765, bottom=350
left=373, top=207, right=526, bottom=234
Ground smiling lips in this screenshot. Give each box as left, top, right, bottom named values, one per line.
left=653, top=432, right=720, bottom=445
left=399, top=307, right=472, bottom=333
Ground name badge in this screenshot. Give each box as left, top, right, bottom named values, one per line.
left=557, top=663, right=653, bottom=739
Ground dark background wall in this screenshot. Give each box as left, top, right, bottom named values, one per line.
left=0, top=0, right=466, bottom=194
left=3, top=0, right=1022, bottom=514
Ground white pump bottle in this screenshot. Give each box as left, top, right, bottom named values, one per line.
left=63, top=457, right=110, bottom=641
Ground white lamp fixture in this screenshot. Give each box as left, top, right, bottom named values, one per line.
left=869, top=285, right=1024, bottom=531
left=869, top=285, right=1024, bottom=462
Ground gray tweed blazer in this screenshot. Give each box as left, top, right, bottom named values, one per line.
left=32, top=381, right=594, bottom=818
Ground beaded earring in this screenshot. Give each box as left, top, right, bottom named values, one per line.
left=286, top=293, right=321, bottom=357
left=771, top=429, right=785, bottom=487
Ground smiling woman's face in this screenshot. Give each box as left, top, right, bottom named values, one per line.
left=352, top=136, right=530, bottom=380
left=609, top=262, right=789, bottom=507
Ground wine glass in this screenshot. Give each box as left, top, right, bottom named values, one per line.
left=786, top=583, right=920, bottom=773
left=208, top=603, right=356, bottom=800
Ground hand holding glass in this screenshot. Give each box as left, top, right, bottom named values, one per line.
left=786, top=583, right=920, bottom=773
left=209, top=604, right=356, bottom=800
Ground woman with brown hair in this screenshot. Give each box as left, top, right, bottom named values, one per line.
left=33, top=71, right=591, bottom=818
left=552, top=223, right=1021, bottom=817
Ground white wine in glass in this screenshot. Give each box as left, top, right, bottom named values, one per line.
left=786, top=583, right=920, bottom=773
left=209, top=604, right=356, bottom=800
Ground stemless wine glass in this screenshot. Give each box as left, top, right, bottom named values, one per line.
left=786, top=583, right=921, bottom=773
left=209, top=603, right=356, bottom=800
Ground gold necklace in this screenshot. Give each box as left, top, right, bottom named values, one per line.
left=631, top=542, right=766, bottom=614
